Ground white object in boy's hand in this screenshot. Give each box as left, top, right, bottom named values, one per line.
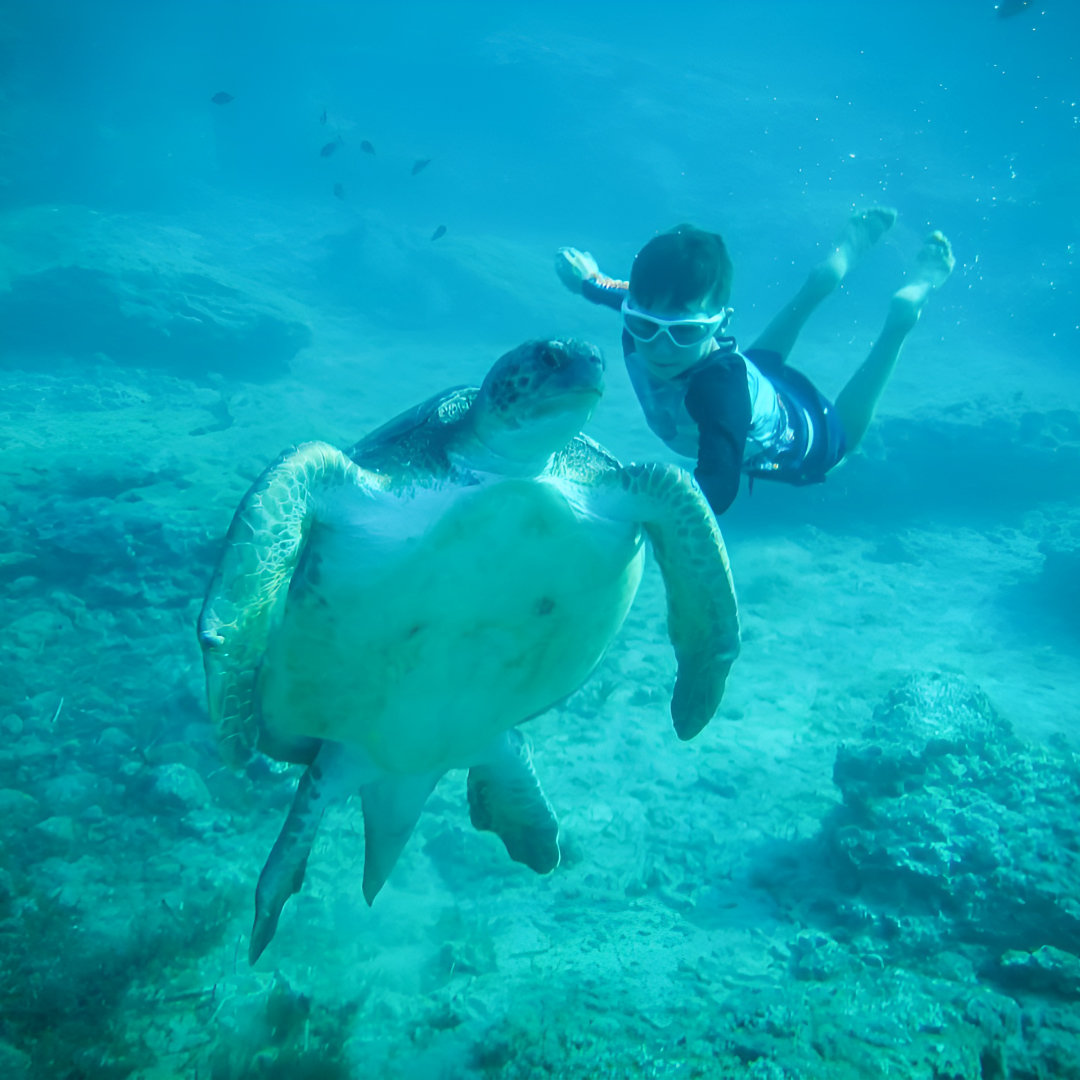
left=555, top=247, right=600, bottom=294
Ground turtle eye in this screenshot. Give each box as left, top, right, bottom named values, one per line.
left=538, top=345, right=566, bottom=370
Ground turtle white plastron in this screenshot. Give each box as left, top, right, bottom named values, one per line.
left=198, top=339, right=739, bottom=963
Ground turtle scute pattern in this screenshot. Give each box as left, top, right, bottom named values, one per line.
left=347, top=387, right=475, bottom=479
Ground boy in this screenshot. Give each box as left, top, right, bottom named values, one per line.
left=555, top=208, right=954, bottom=516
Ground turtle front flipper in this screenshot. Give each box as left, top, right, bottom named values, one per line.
left=251, top=743, right=378, bottom=964
left=467, top=728, right=560, bottom=873
left=615, top=462, right=740, bottom=741
left=197, top=441, right=388, bottom=768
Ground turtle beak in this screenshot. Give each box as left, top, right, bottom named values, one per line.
left=530, top=384, right=603, bottom=415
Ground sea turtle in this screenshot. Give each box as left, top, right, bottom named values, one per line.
left=198, top=338, right=739, bottom=963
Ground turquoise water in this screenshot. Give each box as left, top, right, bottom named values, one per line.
left=1, top=2, right=1078, bottom=1077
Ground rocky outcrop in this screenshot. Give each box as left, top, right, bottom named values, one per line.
left=0, top=264, right=310, bottom=380
left=828, top=672, right=1080, bottom=978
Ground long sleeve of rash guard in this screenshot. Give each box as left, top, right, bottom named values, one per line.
left=581, top=272, right=628, bottom=310
left=684, top=359, right=751, bottom=516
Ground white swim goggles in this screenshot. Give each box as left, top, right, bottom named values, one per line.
left=621, top=298, right=731, bottom=348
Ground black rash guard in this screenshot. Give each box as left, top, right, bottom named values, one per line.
left=683, top=359, right=752, bottom=514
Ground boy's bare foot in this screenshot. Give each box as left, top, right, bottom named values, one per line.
left=816, top=206, right=898, bottom=289
left=887, top=231, right=955, bottom=332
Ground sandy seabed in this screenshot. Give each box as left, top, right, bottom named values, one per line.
left=1, top=206, right=1078, bottom=1079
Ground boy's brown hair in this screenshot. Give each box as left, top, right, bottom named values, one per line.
left=629, top=224, right=733, bottom=312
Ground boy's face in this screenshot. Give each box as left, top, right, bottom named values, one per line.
left=623, top=294, right=730, bottom=379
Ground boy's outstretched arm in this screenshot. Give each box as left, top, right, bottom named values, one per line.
left=685, top=363, right=751, bottom=516
left=555, top=247, right=627, bottom=311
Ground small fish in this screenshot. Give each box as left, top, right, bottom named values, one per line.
left=320, top=108, right=327, bottom=125
left=996, top=0, right=1031, bottom=15
left=320, top=137, right=343, bottom=158
left=333, top=183, right=345, bottom=200
left=210, top=91, right=234, bottom=105
left=360, top=140, right=375, bottom=155
left=430, top=225, right=447, bottom=242
left=411, top=157, right=432, bottom=176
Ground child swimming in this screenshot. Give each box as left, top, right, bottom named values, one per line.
left=556, top=208, right=954, bottom=515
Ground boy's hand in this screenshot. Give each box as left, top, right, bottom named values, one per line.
left=555, top=247, right=600, bottom=294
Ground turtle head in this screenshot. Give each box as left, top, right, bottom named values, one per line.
left=469, top=339, right=605, bottom=471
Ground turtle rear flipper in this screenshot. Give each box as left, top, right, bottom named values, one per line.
left=198, top=442, right=388, bottom=767
left=250, top=743, right=379, bottom=964
left=250, top=762, right=325, bottom=965
left=468, top=728, right=560, bottom=874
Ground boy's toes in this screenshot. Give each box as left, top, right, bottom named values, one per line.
left=918, top=231, right=955, bottom=287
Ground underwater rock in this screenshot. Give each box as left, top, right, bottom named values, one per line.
left=26, top=493, right=206, bottom=610
left=745, top=408, right=1080, bottom=534
left=97, top=726, right=136, bottom=754
left=7, top=608, right=74, bottom=653
left=832, top=674, right=1016, bottom=809
left=0, top=788, right=42, bottom=828
left=151, top=762, right=212, bottom=814
left=33, top=814, right=77, bottom=846
left=144, top=739, right=204, bottom=772
left=0, top=264, right=311, bottom=380
left=789, top=930, right=861, bottom=982
left=963, top=988, right=1021, bottom=1042
left=40, top=769, right=102, bottom=817
left=827, top=672, right=1080, bottom=958
left=0, top=1040, right=31, bottom=1080
left=1023, top=1010, right=1080, bottom=1080
left=997, top=945, right=1080, bottom=999
left=1031, top=519, right=1080, bottom=635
